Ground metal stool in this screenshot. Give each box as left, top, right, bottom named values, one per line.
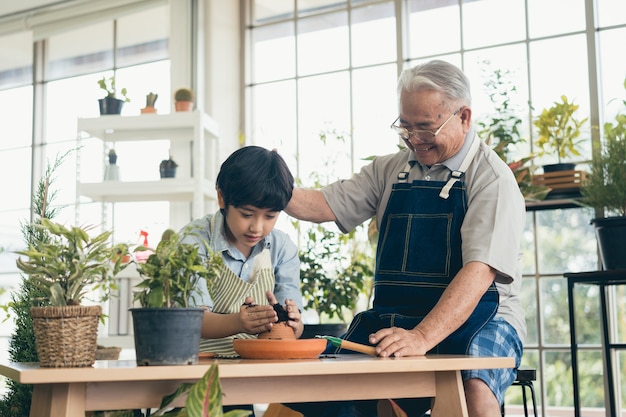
left=501, top=368, right=538, bottom=417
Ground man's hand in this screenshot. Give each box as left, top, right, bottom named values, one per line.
left=369, top=327, right=429, bottom=357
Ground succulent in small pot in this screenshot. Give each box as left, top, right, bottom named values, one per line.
left=174, top=87, right=195, bottom=112
left=141, top=92, right=158, bottom=114
left=159, top=153, right=178, bottom=178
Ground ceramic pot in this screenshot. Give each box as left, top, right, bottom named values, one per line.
left=591, top=216, right=626, bottom=270
left=98, top=97, right=125, bottom=115
left=130, top=308, right=204, bottom=366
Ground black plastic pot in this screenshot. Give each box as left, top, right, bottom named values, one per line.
left=542, top=163, right=576, bottom=173
left=591, top=216, right=626, bottom=270
left=98, top=97, right=125, bottom=115
left=130, top=308, right=204, bottom=366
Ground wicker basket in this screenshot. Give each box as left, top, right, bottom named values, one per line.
left=30, top=305, right=102, bottom=368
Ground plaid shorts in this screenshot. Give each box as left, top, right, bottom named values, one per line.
left=462, top=317, right=523, bottom=405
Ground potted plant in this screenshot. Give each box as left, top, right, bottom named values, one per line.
left=140, top=92, right=158, bottom=114
left=533, top=95, right=588, bottom=172
left=174, top=87, right=194, bottom=112
left=15, top=219, right=130, bottom=368
left=98, top=75, right=130, bottom=115
left=131, top=229, right=223, bottom=366
left=579, top=78, right=626, bottom=270
left=160, top=152, right=178, bottom=178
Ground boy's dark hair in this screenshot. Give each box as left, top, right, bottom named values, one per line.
left=216, top=146, right=294, bottom=211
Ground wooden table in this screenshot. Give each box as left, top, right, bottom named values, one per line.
left=0, top=354, right=514, bottom=417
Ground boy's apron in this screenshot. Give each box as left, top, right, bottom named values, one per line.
left=199, top=248, right=275, bottom=357
left=338, top=135, right=499, bottom=355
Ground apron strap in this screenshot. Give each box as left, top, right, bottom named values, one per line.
left=439, top=134, right=480, bottom=199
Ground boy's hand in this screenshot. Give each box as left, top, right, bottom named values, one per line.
left=239, top=295, right=277, bottom=334
left=265, top=290, right=303, bottom=338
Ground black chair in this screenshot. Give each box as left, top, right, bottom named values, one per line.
left=501, top=368, right=538, bottom=417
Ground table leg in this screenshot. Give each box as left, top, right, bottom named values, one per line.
left=430, top=370, right=468, bottom=417
left=30, top=383, right=86, bottom=417
left=568, top=280, right=581, bottom=417
left=599, top=284, right=618, bottom=417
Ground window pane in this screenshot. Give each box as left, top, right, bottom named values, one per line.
left=298, top=0, right=346, bottom=16
left=351, top=2, right=396, bottom=67
left=544, top=350, right=575, bottom=408
left=598, top=28, right=626, bottom=123
left=251, top=22, right=296, bottom=83
left=351, top=64, right=398, bottom=166
left=529, top=34, right=592, bottom=162
left=117, top=5, right=169, bottom=68
left=577, top=350, right=605, bottom=408
left=47, top=21, right=114, bottom=80
left=249, top=80, right=297, bottom=166
left=0, top=86, right=33, bottom=150
left=540, top=277, right=570, bottom=345
left=297, top=72, right=350, bottom=181
left=528, top=0, right=585, bottom=38
left=521, top=277, right=538, bottom=345
left=408, top=0, right=460, bottom=57
left=115, top=61, right=171, bottom=116
left=535, top=209, right=597, bottom=275
left=0, top=32, right=33, bottom=89
left=0, top=149, right=31, bottom=212
left=462, top=0, right=526, bottom=49
left=596, top=0, right=626, bottom=27
left=297, top=11, right=349, bottom=76
left=253, top=0, right=294, bottom=23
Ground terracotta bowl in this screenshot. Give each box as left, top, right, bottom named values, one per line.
left=233, top=338, right=326, bottom=359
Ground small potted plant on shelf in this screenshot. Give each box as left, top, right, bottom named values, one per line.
left=174, top=87, right=195, bottom=112
left=579, top=78, right=626, bottom=270
left=130, top=229, right=223, bottom=366
left=533, top=95, right=588, bottom=172
left=140, top=92, right=158, bottom=114
left=97, top=75, right=130, bottom=115
left=15, top=219, right=130, bottom=368
left=159, top=152, right=178, bottom=178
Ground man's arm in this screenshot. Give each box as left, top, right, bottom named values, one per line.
left=285, top=188, right=336, bottom=223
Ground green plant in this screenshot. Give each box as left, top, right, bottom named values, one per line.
left=174, top=88, right=194, bottom=102
left=133, top=230, right=223, bottom=308
left=294, top=128, right=375, bottom=323
left=0, top=151, right=69, bottom=416
left=580, top=78, right=626, bottom=217
left=476, top=64, right=550, bottom=201
left=15, top=219, right=130, bottom=307
left=98, top=76, right=130, bottom=102
left=533, top=95, right=588, bottom=164
left=145, top=92, right=158, bottom=107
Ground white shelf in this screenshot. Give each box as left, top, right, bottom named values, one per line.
left=78, top=179, right=217, bottom=203
left=76, top=109, right=220, bottom=221
left=77, top=111, right=219, bottom=142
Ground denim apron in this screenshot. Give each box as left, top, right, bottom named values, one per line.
left=337, top=136, right=499, bottom=355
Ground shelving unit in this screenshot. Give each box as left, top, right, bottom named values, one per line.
left=77, top=110, right=220, bottom=221
left=76, top=111, right=220, bottom=348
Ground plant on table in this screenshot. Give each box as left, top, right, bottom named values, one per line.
left=98, top=76, right=130, bottom=103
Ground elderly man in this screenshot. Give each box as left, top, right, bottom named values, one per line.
left=286, top=60, right=526, bottom=417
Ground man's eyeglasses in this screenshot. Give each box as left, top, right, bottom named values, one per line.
left=390, top=108, right=463, bottom=144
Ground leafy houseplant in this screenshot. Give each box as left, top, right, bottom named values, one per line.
left=130, top=229, right=223, bottom=365
left=15, top=218, right=130, bottom=368
left=98, top=76, right=130, bottom=115
left=533, top=95, right=588, bottom=169
left=580, top=78, right=626, bottom=269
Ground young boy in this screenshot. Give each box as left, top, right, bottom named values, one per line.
left=180, top=146, right=303, bottom=359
